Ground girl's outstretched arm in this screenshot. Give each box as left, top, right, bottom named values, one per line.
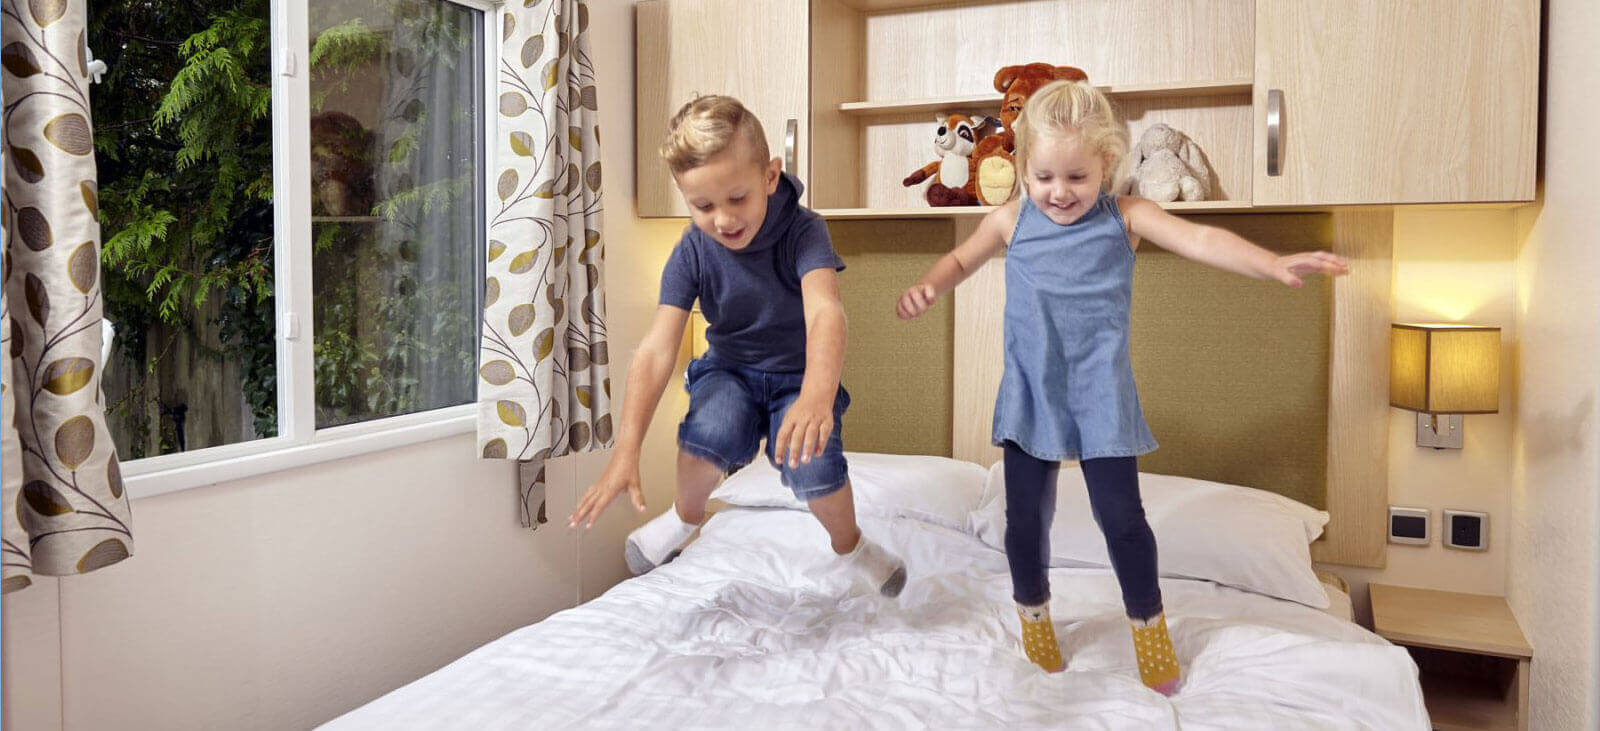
left=1119, top=196, right=1350, bottom=287
left=898, top=200, right=1019, bottom=319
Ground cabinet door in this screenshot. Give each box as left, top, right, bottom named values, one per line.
left=636, top=0, right=809, bottom=217
left=1253, top=0, right=1537, bottom=205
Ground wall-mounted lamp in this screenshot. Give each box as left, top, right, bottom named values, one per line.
left=1389, top=323, right=1500, bottom=449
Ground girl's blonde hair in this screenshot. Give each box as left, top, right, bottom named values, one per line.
left=660, top=95, right=770, bottom=175
left=1012, top=80, right=1128, bottom=194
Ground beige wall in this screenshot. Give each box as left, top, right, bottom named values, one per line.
left=1508, top=0, right=1600, bottom=726
left=1331, top=208, right=1521, bottom=620
left=0, top=1, right=686, bottom=728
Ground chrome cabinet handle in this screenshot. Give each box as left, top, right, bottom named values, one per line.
left=1267, top=89, right=1283, bottom=177
left=784, top=118, right=798, bottom=176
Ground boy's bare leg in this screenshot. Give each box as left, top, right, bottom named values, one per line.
left=807, top=482, right=906, bottom=596
left=674, top=450, right=725, bottom=524
left=805, top=481, right=863, bottom=554
left=624, top=451, right=724, bottom=575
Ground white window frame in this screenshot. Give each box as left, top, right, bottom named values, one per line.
left=123, top=0, right=502, bottom=499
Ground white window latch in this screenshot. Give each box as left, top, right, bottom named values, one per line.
left=281, top=313, right=301, bottom=341
left=84, top=43, right=107, bottom=84
left=279, top=49, right=296, bottom=77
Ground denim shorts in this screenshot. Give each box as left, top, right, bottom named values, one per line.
left=677, top=356, right=851, bottom=500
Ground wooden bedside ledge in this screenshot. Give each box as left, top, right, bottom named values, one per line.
left=1370, top=584, right=1532, bottom=659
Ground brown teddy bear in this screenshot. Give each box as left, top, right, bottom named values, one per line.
left=970, top=63, right=1090, bottom=205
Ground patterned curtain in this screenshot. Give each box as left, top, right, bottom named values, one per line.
left=2, top=0, right=134, bottom=594
left=479, top=0, right=611, bottom=528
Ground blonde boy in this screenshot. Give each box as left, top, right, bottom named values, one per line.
left=568, top=96, right=905, bottom=596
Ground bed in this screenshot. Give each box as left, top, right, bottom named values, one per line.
left=325, top=498, right=1423, bottom=729
left=328, top=212, right=1420, bottom=728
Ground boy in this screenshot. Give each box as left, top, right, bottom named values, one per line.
left=567, top=95, right=906, bottom=596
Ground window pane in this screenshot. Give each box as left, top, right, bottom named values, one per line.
left=309, top=0, right=483, bottom=428
left=91, top=2, right=277, bottom=459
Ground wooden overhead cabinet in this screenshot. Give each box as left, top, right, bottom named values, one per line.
left=635, top=0, right=810, bottom=217
left=1252, top=0, right=1539, bottom=205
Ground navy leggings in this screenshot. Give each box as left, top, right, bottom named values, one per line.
left=1003, top=442, right=1163, bottom=620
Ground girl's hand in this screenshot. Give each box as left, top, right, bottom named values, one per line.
left=1272, top=251, right=1350, bottom=287
left=896, top=284, right=938, bottom=320
left=570, top=457, right=645, bottom=529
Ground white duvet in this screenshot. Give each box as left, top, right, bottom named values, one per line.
left=326, top=508, right=1428, bottom=730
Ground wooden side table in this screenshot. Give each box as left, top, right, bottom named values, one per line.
left=1370, top=584, right=1533, bottom=731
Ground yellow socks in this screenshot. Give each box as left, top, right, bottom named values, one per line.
left=1016, top=602, right=1064, bottom=673
left=1130, top=613, right=1181, bottom=695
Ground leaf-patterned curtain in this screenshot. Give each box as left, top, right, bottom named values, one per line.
left=2, top=0, right=134, bottom=594
left=479, top=0, right=611, bottom=528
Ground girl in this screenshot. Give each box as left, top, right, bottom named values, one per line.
left=896, top=80, right=1347, bottom=695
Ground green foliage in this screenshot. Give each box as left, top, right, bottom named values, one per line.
left=94, top=0, right=480, bottom=453
left=92, top=0, right=278, bottom=451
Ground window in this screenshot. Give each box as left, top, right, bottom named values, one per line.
left=92, top=1, right=278, bottom=459
left=90, top=0, right=490, bottom=481
left=309, top=0, right=484, bottom=428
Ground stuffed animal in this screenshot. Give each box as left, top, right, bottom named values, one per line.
left=1123, top=123, right=1212, bottom=202
left=970, top=63, right=1090, bottom=205
left=310, top=111, right=376, bottom=217
left=902, top=112, right=995, bottom=206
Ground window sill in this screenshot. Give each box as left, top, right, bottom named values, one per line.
left=121, top=404, right=478, bottom=500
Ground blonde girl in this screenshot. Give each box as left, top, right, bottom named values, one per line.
left=897, top=81, right=1347, bottom=694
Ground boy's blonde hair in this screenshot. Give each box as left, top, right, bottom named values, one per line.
left=1012, top=80, right=1129, bottom=193
left=660, top=95, right=771, bottom=175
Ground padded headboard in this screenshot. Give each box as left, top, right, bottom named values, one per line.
left=830, top=210, right=1393, bottom=568
left=829, top=218, right=955, bottom=458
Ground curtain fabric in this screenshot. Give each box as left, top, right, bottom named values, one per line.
left=478, top=0, right=611, bottom=528
left=2, top=0, right=134, bottom=594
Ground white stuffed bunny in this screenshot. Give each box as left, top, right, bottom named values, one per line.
left=1123, top=124, right=1212, bottom=202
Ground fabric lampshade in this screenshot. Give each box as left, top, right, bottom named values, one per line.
left=1390, top=324, right=1501, bottom=414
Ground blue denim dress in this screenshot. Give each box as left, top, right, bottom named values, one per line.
left=991, top=194, right=1158, bottom=461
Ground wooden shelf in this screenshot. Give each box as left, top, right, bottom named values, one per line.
left=838, top=80, right=1253, bottom=117
left=1421, top=672, right=1518, bottom=731
left=1370, top=585, right=1533, bottom=660
left=816, top=200, right=1253, bottom=220
left=836, top=0, right=990, bottom=11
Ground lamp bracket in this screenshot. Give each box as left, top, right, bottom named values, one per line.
left=1416, top=413, right=1464, bottom=449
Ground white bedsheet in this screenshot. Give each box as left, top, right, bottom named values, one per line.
left=326, top=509, right=1427, bottom=730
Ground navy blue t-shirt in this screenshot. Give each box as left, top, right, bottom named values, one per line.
left=658, top=174, right=844, bottom=373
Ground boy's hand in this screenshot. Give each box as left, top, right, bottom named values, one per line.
left=896, top=284, right=937, bottom=320
left=1272, top=251, right=1350, bottom=287
left=570, top=457, right=646, bottom=529
left=773, top=393, right=834, bottom=469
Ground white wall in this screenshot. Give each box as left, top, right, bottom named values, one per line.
left=1509, top=0, right=1600, bottom=726
left=1, top=1, right=690, bottom=728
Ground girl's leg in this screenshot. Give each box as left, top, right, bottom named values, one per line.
left=1003, top=442, right=1058, bottom=605
left=1003, top=442, right=1063, bottom=672
left=1081, top=457, right=1180, bottom=695
left=1081, top=457, right=1161, bottom=619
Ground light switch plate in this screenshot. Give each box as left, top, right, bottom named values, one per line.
left=1444, top=510, right=1489, bottom=551
left=1389, top=506, right=1430, bottom=545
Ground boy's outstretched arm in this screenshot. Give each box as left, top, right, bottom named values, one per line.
left=1119, top=196, right=1349, bottom=286
left=897, top=201, right=1016, bottom=319
left=775, top=269, right=846, bottom=469
left=570, top=305, right=690, bottom=529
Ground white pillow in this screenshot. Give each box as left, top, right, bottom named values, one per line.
left=969, top=461, right=1331, bottom=607
left=710, top=452, right=988, bottom=531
